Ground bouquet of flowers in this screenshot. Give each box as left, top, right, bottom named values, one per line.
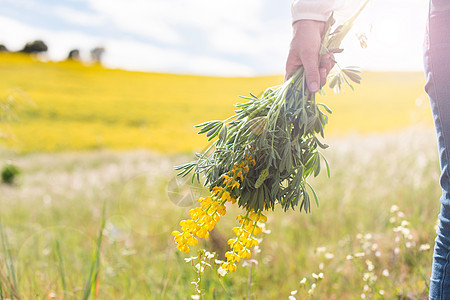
left=172, top=1, right=368, bottom=274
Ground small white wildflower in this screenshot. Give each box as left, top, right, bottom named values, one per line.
left=395, top=236, right=401, bottom=243
left=375, top=251, right=381, bottom=257
left=242, top=259, right=258, bottom=267
left=312, top=273, right=319, bottom=279
left=354, top=252, right=365, bottom=258
left=253, top=246, right=262, bottom=254
left=291, top=290, right=298, bottom=295
left=195, top=263, right=205, bottom=272
left=300, top=277, right=307, bottom=284
left=401, top=228, right=411, bottom=236
left=318, top=272, right=324, bottom=279
left=217, top=267, right=227, bottom=277
left=325, top=253, right=334, bottom=260
left=308, top=283, right=316, bottom=295
left=288, top=296, right=296, bottom=300
left=366, top=260, right=374, bottom=271
left=390, top=205, right=399, bottom=213
left=393, top=226, right=402, bottom=233
left=389, top=217, right=396, bottom=223
left=316, top=246, right=327, bottom=254
left=405, top=241, right=412, bottom=249
left=364, top=233, right=372, bottom=240
left=185, top=256, right=198, bottom=262
left=397, top=211, right=405, bottom=218
left=394, top=248, right=400, bottom=255
left=371, top=243, right=378, bottom=251
left=361, top=293, right=366, bottom=299
left=382, top=269, right=389, bottom=277
left=204, top=251, right=215, bottom=259
left=346, top=255, right=354, bottom=260
left=401, top=220, right=409, bottom=227
left=356, top=233, right=363, bottom=240
left=215, top=259, right=225, bottom=264
left=191, top=295, right=200, bottom=300
left=319, top=262, right=324, bottom=270
left=419, top=244, right=431, bottom=251
left=379, top=290, right=385, bottom=295
left=363, top=284, right=370, bottom=292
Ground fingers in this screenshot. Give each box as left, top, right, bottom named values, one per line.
left=301, top=49, right=321, bottom=93
left=319, top=53, right=335, bottom=87
left=285, top=20, right=325, bottom=92
left=285, top=49, right=301, bottom=81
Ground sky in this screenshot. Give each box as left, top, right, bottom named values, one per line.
left=0, top=0, right=429, bottom=76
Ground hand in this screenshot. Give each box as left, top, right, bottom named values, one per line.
left=285, top=20, right=335, bottom=93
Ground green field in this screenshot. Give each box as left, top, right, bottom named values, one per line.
left=0, top=53, right=440, bottom=299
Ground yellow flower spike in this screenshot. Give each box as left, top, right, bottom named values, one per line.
left=237, top=171, right=244, bottom=181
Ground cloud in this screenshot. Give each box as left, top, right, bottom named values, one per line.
left=99, top=38, right=255, bottom=76
left=87, top=0, right=183, bottom=44
left=51, top=6, right=106, bottom=27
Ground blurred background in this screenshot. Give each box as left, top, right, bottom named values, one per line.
left=0, top=0, right=438, bottom=299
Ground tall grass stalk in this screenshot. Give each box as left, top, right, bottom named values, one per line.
left=82, top=204, right=106, bottom=300
left=0, top=218, right=19, bottom=299
left=54, top=238, right=67, bottom=299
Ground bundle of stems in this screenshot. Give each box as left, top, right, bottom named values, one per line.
left=172, top=2, right=369, bottom=276
left=176, top=1, right=368, bottom=213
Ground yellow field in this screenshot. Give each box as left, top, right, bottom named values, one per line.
left=0, top=52, right=431, bottom=153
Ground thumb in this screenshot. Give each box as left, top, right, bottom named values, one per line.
left=301, top=53, right=321, bottom=93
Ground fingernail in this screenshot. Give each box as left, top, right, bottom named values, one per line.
left=310, top=82, right=319, bottom=92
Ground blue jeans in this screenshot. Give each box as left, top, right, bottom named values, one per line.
left=426, top=1, right=450, bottom=299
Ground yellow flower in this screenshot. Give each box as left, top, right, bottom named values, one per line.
left=222, top=175, right=233, bottom=184
left=230, top=181, right=240, bottom=189
left=221, top=191, right=231, bottom=202
left=212, top=186, right=223, bottom=195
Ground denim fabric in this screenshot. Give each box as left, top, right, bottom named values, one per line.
left=426, top=1, right=450, bottom=299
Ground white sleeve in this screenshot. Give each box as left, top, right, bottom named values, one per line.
left=291, top=0, right=343, bottom=23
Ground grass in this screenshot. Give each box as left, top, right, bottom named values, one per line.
left=0, top=53, right=439, bottom=298
left=0, top=127, right=440, bottom=299
left=0, top=53, right=432, bottom=153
